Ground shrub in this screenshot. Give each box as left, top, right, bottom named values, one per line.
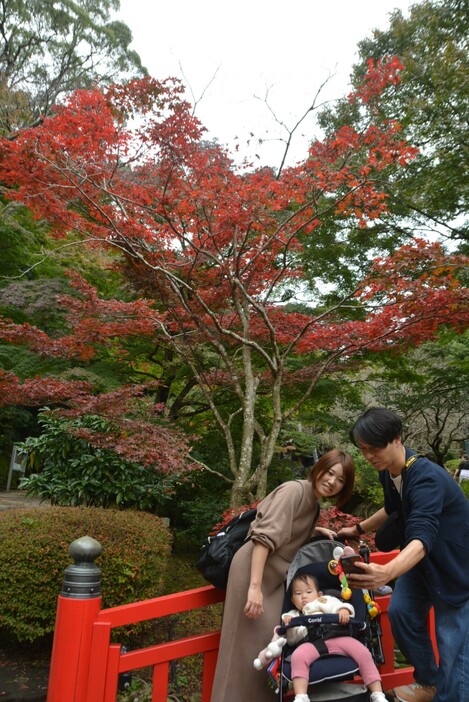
left=0, top=506, right=172, bottom=643
left=445, top=458, right=460, bottom=477
left=19, top=411, right=180, bottom=510
left=459, top=479, right=469, bottom=500
left=168, top=471, right=231, bottom=551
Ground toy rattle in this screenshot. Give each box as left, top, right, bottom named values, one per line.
left=327, top=545, right=358, bottom=600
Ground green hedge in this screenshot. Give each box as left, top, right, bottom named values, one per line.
left=0, top=506, right=172, bottom=643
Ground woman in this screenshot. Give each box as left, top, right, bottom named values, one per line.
left=210, top=449, right=355, bottom=702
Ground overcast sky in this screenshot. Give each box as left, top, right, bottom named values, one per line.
left=117, top=0, right=414, bottom=168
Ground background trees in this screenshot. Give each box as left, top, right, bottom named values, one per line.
left=0, top=0, right=467, bottom=518
left=317, top=0, right=468, bottom=266
left=0, top=0, right=156, bottom=488
left=361, top=331, right=469, bottom=466
left=1, top=65, right=467, bottom=506
left=0, top=0, right=146, bottom=136
left=308, top=0, right=469, bottom=470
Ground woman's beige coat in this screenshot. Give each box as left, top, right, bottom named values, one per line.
left=210, top=479, right=319, bottom=702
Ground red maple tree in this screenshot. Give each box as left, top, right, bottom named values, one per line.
left=0, top=62, right=467, bottom=505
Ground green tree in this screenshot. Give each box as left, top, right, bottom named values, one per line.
left=350, top=330, right=469, bottom=466
left=0, top=0, right=146, bottom=136
left=317, top=0, right=469, bottom=273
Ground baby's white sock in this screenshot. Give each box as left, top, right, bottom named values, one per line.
left=293, top=695, right=309, bottom=702
left=370, top=692, right=387, bottom=702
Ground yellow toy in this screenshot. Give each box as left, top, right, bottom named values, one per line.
left=363, top=591, right=381, bottom=618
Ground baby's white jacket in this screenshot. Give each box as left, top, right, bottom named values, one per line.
left=281, top=595, right=355, bottom=646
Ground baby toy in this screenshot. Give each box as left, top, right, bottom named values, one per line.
left=363, top=590, right=381, bottom=619
left=253, top=630, right=287, bottom=670
left=327, top=545, right=381, bottom=617
left=327, top=545, right=359, bottom=600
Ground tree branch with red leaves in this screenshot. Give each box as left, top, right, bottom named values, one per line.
left=0, top=65, right=467, bottom=505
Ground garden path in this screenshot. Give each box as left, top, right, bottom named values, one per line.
left=0, top=491, right=50, bottom=511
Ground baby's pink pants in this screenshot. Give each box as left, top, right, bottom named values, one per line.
left=291, top=637, right=381, bottom=687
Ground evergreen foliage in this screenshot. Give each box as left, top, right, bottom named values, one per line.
left=19, top=411, right=182, bottom=510
left=318, top=0, right=469, bottom=263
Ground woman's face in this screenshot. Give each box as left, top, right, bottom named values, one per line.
left=313, top=462, right=345, bottom=500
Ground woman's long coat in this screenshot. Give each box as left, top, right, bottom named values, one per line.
left=210, top=479, right=319, bottom=702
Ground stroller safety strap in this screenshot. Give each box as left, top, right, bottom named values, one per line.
left=310, top=637, right=329, bottom=656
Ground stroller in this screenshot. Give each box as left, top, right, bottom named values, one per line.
left=266, top=539, right=384, bottom=702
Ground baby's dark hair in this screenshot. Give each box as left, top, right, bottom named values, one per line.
left=291, top=572, right=319, bottom=590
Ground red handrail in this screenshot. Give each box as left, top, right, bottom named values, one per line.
left=47, top=549, right=437, bottom=702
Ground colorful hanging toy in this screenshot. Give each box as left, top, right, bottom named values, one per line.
left=327, top=545, right=357, bottom=600
left=363, top=590, right=380, bottom=619
left=328, top=545, right=381, bottom=618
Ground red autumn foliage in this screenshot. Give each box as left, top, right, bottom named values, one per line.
left=0, top=61, right=467, bottom=500
left=0, top=370, right=92, bottom=408
left=212, top=503, right=374, bottom=549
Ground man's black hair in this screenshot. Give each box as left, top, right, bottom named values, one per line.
left=349, top=407, right=403, bottom=448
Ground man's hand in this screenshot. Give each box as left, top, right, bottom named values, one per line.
left=336, top=525, right=360, bottom=542
left=346, top=560, right=391, bottom=590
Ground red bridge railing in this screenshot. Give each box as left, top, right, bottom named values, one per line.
left=46, top=537, right=437, bottom=702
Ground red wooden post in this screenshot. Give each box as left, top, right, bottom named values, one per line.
left=47, top=537, right=102, bottom=702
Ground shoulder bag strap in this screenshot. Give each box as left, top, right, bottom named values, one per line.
left=404, top=454, right=421, bottom=470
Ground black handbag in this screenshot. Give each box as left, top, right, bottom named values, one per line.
left=374, top=454, right=421, bottom=553
left=196, top=508, right=257, bottom=589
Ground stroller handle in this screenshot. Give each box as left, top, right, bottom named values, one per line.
left=278, top=612, right=366, bottom=636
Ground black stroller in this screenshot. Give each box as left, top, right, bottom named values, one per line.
left=266, top=539, right=384, bottom=702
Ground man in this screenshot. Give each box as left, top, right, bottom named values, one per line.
left=338, top=407, right=469, bottom=702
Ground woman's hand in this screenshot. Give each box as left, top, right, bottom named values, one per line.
left=314, top=526, right=337, bottom=540
left=245, top=542, right=269, bottom=619
left=244, top=584, right=264, bottom=619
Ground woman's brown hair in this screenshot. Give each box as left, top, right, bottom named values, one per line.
left=307, top=449, right=355, bottom=507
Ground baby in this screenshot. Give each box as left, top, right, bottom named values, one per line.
left=255, top=572, right=387, bottom=702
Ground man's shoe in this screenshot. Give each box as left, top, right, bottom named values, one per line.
left=393, top=683, right=436, bottom=702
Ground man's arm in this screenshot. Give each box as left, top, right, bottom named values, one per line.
left=337, top=507, right=388, bottom=541
left=347, top=539, right=426, bottom=590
